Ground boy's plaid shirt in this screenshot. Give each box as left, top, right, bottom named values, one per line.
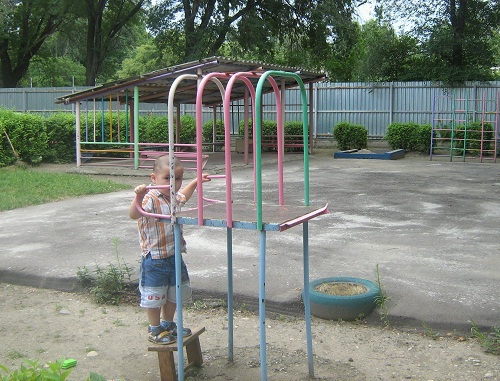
left=137, top=189, right=187, bottom=259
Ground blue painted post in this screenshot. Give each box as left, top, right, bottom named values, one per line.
left=303, top=222, right=314, bottom=377
left=174, top=223, right=185, bottom=380
left=259, top=230, right=267, bottom=380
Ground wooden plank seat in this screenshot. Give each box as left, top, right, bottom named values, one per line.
left=148, top=326, right=205, bottom=381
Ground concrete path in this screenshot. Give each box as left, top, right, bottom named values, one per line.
left=1, top=151, right=498, bottom=333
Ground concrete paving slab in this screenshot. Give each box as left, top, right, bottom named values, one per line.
left=1, top=152, right=498, bottom=333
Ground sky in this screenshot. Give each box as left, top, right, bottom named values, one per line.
left=357, top=2, right=375, bottom=23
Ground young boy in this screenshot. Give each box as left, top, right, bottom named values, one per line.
left=129, top=154, right=210, bottom=344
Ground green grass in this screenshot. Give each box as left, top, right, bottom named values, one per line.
left=0, top=167, right=131, bottom=211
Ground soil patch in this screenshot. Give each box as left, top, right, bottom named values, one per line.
left=0, top=283, right=498, bottom=381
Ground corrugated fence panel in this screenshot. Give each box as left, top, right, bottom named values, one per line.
left=0, top=87, right=88, bottom=114
left=1, top=82, right=500, bottom=138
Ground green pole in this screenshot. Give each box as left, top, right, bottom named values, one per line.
left=134, top=86, right=139, bottom=169
left=255, top=71, right=309, bottom=230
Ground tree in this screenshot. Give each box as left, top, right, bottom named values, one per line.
left=79, top=0, right=147, bottom=85
left=147, top=0, right=361, bottom=73
left=374, top=0, right=500, bottom=82
left=352, top=20, right=420, bottom=81
left=0, top=0, right=71, bottom=88
left=18, top=34, right=86, bottom=87
left=117, top=39, right=178, bottom=78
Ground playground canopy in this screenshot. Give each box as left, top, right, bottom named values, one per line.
left=56, top=56, right=326, bottom=106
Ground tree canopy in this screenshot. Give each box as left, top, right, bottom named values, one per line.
left=373, top=0, right=500, bottom=82
left=0, top=0, right=72, bottom=87
left=1, top=0, right=499, bottom=87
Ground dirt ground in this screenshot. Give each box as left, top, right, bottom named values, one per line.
left=0, top=283, right=498, bottom=381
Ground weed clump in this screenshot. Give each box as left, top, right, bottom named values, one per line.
left=77, top=237, right=134, bottom=305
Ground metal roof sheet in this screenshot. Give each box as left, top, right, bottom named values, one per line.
left=56, top=56, right=326, bottom=105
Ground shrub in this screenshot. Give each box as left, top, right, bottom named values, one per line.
left=238, top=119, right=305, bottom=151
left=238, top=118, right=278, bottom=137
left=144, top=115, right=168, bottom=144
left=452, top=122, right=495, bottom=152
left=0, top=111, right=48, bottom=165
left=385, top=122, right=420, bottom=152
left=202, top=118, right=225, bottom=142
left=45, top=113, right=77, bottom=163
left=333, top=122, right=368, bottom=151
left=178, top=114, right=196, bottom=144
left=0, top=109, right=18, bottom=167
left=142, top=114, right=197, bottom=146
left=416, top=124, right=432, bottom=154
left=386, top=122, right=433, bottom=153
left=76, top=238, right=133, bottom=305
left=284, top=121, right=305, bottom=152
left=80, top=112, right=131, bottom=143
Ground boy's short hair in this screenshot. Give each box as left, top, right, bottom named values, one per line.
left=153, top=154, right=183, bottom=173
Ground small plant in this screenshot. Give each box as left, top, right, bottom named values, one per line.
left=77, top=238, right=133, bottom=305
left=470, top=320, right=500, bottom=355
left=374, top=264, right=390, bottom=327
left=0, top=358, right=73, bottom=381
left=422, top=322, right=440, bottom=340
left=0, top=359, right=109, bottom=381
left=6, top=350, right=25, bottom=360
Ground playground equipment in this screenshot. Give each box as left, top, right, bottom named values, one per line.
left=431, top=89, right=499, bottom=162
left=59, top=58, right=327, bottom=381
left=132, top=69, right=328, bottom=381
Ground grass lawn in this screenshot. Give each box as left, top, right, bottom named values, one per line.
left=0, top=166, right=131, bottom=211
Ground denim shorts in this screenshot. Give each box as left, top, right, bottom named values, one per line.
left=139, top=253, right=192, bottom=308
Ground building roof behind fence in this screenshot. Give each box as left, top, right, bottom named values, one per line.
left=56, top=56, right=326, bottom=106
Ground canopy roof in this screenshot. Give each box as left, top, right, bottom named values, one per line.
left=57, top=56, right=326, bottom=106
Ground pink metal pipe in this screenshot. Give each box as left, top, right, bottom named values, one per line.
left=224, top=73, right=258, bottom=227
left=223, top=72, right=284, bottom=205
left=196, top=73, right=229, bottom=225
left=134, top=185, right=173, bottom=219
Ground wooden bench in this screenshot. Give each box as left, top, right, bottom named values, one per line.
left=148, top=326, right=205, bottom=381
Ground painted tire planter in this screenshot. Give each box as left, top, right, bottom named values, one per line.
left=305, top=277, right=381, bottom=321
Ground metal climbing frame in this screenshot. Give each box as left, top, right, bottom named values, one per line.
left=135, top=70, right=328, bottom=381
left=431, top=89, right=498, bottom=162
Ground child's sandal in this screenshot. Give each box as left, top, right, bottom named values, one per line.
left=148, top=329, right=176, bottom=345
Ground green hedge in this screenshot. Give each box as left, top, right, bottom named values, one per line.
left=385, top=122, right=432, bottom=153
left=202, top=119, right=225, bottom=151
left=45, top=113, right=77, bottom=163
left=332, top=122, right=368, bottom=151
left=0, top=109, right=47, bottom=165
left=237, top=119, right=305, bottom=151
left=440, top=122, right=495, bottom=152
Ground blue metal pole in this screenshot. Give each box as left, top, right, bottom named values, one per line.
left=174, top=223, right=185, bottom=380
left=303, top=222, right=314, bottom=377
left=259, top=230, right=267, bottom=381
left=227, top=227, right=234, bottom=361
